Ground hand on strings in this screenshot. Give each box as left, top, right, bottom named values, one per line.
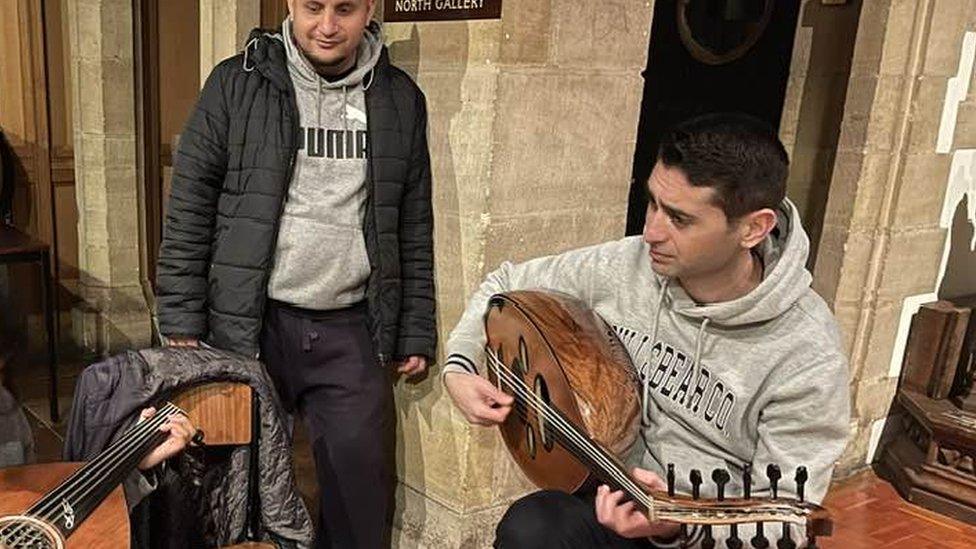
left=137, top=407, right=198, bottom=471
left=595, top=468, right=681, bottom=539
left=444, top=371, right=514, bottom=426
left=397, top=355, right=428, bottom=378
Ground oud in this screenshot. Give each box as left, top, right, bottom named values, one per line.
left=484, top=290, right=832, bottom=547
left=0, top=403, right=185, bottom=548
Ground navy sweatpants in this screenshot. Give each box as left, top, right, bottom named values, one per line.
left=260, top=300, right=394, bottom=549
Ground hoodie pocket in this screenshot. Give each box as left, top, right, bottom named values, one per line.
left=267, top=216, right=372, bottom=308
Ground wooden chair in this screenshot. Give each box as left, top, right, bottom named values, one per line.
left=0, top=128, right=59, bottom=423
left=171, top=382, right=274, bottom=549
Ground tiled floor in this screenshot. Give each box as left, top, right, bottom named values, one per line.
left=821, top=469, right=976, bottom=548
left=7, top=351, right=976, bottom=547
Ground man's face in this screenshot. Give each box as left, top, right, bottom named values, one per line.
left=642, top=162, right=744, bottom=281
left=288, top=0, right=375, bottom=74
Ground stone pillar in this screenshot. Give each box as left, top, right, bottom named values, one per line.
left=383, top=2, right=654, bottom=546
left=779, top=0, right=862, bottom=260
left=813, top=0, right=976, bottom=475
left=200, top=0, right=260, bottom=83
left=66, top=0, right=151, bottom=353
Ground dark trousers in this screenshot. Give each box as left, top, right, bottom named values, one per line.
left=260, top=300, right=394, bottom=549
left=495, top=490, right=656, bottom=549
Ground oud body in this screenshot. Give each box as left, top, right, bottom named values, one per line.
left=485, top=290, right=642, bottom=493
left=0, top=463, right=128, bottom=548
left=0, top=403, right=183, bottom=548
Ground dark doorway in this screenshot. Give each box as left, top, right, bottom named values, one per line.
left=626, top=0, right=802, bottom=235
left=134, top=0, right=201, bottom=291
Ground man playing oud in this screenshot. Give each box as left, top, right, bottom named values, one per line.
left=443, top=113, right=850, bottom=548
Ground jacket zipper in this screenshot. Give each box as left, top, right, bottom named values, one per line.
left=255, top=93, right=300, bottom=359
left=364, top=85, right=386, bottom=366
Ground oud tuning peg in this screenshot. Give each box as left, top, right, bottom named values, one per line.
left=688, top=467, right=712, bottom=546
left=702, top=526, right=716, bottom=549
left=690, top=469, right=703, bottom=499
left=712, top=468, right=730, bottom=500
left=727, top=530, right=744, bottom=549
left=709, top=468, right=739, bottom=548
left=794, top=466, right=808, bottom=502
left=669, top=464, right=687, bottom=541
left=751, top=524, right=770, bottom=549
left=766, top=464, right=781, bottom=499
left=743, top=464, right=753, bottom=499
left=750, top=466, right=769, bottom=549
left=776, top=524, right=796, bottom=549
left=667, top=463, right=676, bottom=497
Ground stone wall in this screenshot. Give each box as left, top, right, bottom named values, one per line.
left=780, top=0, right=862, bottom=262
left=381, top=1, right=654, bottom=546
left=200, top=0, right=259, bottom=82
left=66, top=0, right=152, bottom=353
left=813, top=0, right=976, bottom=475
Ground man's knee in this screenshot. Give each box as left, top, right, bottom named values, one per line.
left=494, top=490, right=583, bottom=549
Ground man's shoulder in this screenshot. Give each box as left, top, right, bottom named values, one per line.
left=212, top=54, right=246, bottom=77
left=198, top=54, right=249, bottom=93
left=785, top=290, right=847, bottom=358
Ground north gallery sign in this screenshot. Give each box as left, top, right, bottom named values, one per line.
left=384, top=0, right=502, bottom=22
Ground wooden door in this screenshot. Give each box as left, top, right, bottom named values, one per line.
left=135, top=0, right=200, bottom=292
left=0, top=0, right=76, bottom=353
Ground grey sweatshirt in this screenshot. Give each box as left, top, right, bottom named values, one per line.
left=267, top=19, right=384, bottom=309
left=444, top=200, right=850, bottom=544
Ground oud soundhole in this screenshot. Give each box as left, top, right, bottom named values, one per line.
left=0, top=515, right=64, bottom=549
left=525, top=423, right=536, bottom=458
left=533, top=375, right=555, bottom=452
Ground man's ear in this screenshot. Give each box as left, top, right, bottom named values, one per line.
left=367, top=0, right=377, bottom=19
left=737, top=208, right=778, bottom=249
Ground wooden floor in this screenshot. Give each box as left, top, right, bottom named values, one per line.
left=821, top=470, right=976, bottom=548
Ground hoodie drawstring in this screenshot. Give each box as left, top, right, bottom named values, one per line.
left=640, top=278, right=711, bottom=430
left=316, top=79, right=322, bottom=128
left=363, top=67, right=375, bottom=91
left=242, top=37, right=259, bottom=72
left=642, top=279, right=669, bottom=428
left=342, top=85, right=348, bottom=131
left=691, top=317, right=711, bottom=399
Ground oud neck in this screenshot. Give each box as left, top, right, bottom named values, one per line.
left=26, top=403, right=181, bottom=537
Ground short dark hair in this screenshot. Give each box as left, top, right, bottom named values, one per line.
left=657, top=113, right=789, bottom=220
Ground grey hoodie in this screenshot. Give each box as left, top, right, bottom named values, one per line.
left=267, top=19, right=384, bottom=310
left=443, top=200, right=850, bottom=544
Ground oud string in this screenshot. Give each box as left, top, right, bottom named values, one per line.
left=485, top=348, right=813, bottom=526
left=484, top=349, right=655, bottom=511
left=0, top=404, right=180, bottom=546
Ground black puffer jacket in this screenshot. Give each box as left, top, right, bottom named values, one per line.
left=156, top=27, right=436, bottom=362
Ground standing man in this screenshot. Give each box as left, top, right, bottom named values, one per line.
left=155, top=1, right=436, bottom=547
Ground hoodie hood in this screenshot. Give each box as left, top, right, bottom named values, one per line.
left=657, top=198, right=812, bottom=327
left=282, top=18, right=383, bottom=90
